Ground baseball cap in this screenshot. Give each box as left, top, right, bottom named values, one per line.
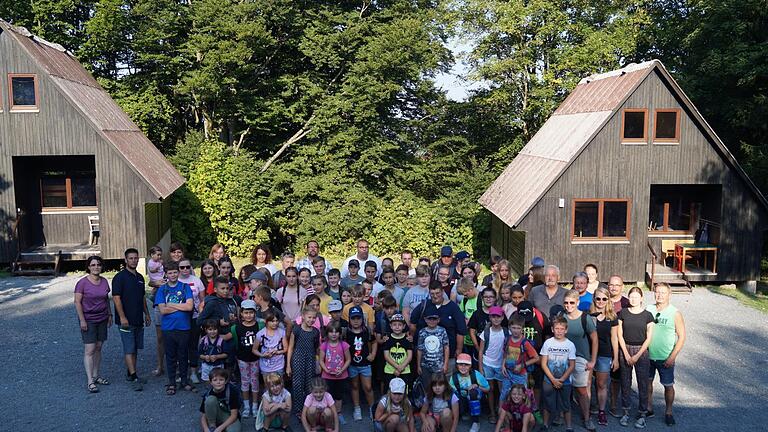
left=348, top=259, right=360, bottom=268
left=389, top=377, right=406, bottom=394
left=244, top=271, right=267, bottom=282
left=389, top=313, right=406, bottom=323
left=328, top=300, right=343, bottom=313
left=456, top=353, right=472, bottom=365
left=516, top=301, right=534, bottom=321
left=488, top=305, right=504, bottom=316
left=549, top=304, right=566, bottom=320
left=531, top=256, right=545, bottom=268
left=349, top=306, right=364, bottom=319
left=240, top=299, right=257, bottom=311
left=455, top=251, right=470, bottom=261
left=440, top=245, right=453, bottom=257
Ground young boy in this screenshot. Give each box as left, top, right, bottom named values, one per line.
left=394, top=264, right=410, bottom=292
left=372, top=268, right=404, bottom=306
left=363, top=261, right=385, bottom=296
left=402, top=265, right=431, bottom=321
left=342, top=284, right=376, bottom=332
left=417, top=312, right=450, bottom=389
left=540, top=316, right=576, bottom=431
left=499, top=317, right=539, bottom=400
left=457, top=278, right=480, bottom=361
left=340, top=259, right=363, bottom=290
left=198, top=276, right=238, bottom=338
left=345, top=306, right=377, bottom=421
left=155, top=261, right=194, bottom=395
left=199, top=367, right=242, bottom=432
left=449, top=353, right=491, bottom=432
left=383, top=313, right=412, bottom=390
left=326, top=268, right=343, bottom=301
left=374, top=293, right=398, bottom=394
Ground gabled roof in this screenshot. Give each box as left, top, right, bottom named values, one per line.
left=0, top=20, right=184, bottom=200
left=479, top=60, right=768, bottom=228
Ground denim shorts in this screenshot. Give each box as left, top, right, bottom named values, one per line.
left=348, top=365, right=372, bottom=378
left=648, top=359, right=675, bottom=386
left=483, top=364, right=504, bottom=381
left=594, top=356, right=613, bottom=373
left=119, top=326, right=144, bottom=354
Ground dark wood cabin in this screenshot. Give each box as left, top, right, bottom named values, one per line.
left=479, top=60, right=768, bottom=290
left=0, top=20, right=184, bottom=273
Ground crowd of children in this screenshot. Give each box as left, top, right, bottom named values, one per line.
left=83, top=241, right=685, bottom=432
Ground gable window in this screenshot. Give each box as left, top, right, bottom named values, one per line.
left=8, top=74, right=39, bottom=111
left=572, top=199, right=631, bottom=241
left=621, top=109, right=647, bottom=143
left=653, top=109, right=680, bottom=143
left=41, top=171, right=96, bottom=209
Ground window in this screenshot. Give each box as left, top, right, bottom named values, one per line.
left=621, top=109, right=647, bottom=143
left=649, top=197, right=699, bottom=233
left=40, top=171, right=96, bottom=209
left=8, top=74, right=39, bottom=111
left=653, top=109, right=680, bottom=143
left=572, top=199, right=631, bottom=240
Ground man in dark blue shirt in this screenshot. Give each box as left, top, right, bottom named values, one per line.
left=409, top=284, right=467, bottom=374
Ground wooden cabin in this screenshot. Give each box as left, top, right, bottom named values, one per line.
left=0, top=20, right=184, bottom=273
left=479, top=60, right=768, bottom=291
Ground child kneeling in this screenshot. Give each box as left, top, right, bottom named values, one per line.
left=301, top=378, right=338, bottom=432
left=254, top=373, right=291, bottom=432
left=495, top=384, right=536, bottom=432
left=420, top=373, right=459, bottom=432
left=199, top=368, right=242, bottom=432
left=449, top=354, right=490, bottom=432
left=374, top=377, right=415, bottom=432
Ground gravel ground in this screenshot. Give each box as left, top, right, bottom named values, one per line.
left=1, top=277, right=766, bottom=431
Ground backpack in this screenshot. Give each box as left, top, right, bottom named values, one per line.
left=409, top=376, right=426, bottom=410
left=203, top=383, right=243, bottom=414
left=481, top=326, right=510, bottom=355
left=199, top=335, right=224, bottom=356
left=451, top=370, right=478, bottom=399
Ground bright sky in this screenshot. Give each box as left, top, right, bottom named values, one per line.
left=433, top=37, right=487, bottom=101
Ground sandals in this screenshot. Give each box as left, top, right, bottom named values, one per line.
left=87, top=382, right=99, bottom=393
left=165, top=384, right=176, bottom=395
left=152, top=369, right=164, bottom=377
left=489, top=415, right=498, bottom=424
left=93, top=377, right=110, bottom=385
left=182, top=384, right=198, bottom=393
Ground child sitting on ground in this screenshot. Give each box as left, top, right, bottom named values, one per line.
left=540, top=315, right=576, bottom=431
left=301, top=377, right=338, bottom=432
left=420, top=373, right=459, bottom=432
left=495, top=384, right=536, bottom=432
left=255, top=372, right=291, bottom=432
left=199, top=367, right=242, bottom=432
left=374, top=377, right=415, bottom=432
left=199, top=319, right=227, bottom=382
left=449, top=353, right=491, bottom=432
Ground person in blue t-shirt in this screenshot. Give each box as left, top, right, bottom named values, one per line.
left=573, top=272, right=594, bottom=312
left=154, top=261, right=194, bottom=395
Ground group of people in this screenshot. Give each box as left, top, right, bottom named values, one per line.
left=73, top=239, right=685, bottom=432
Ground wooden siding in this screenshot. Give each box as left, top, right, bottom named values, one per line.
left=490, top=214, right=526, bottom=277
left=145, top=199, right=171, bottom=250
left=0, top=32, right=157, bottom=260
left=41, top=212, right=97, bottom=244
left=517, top=69, right=767, bottom=282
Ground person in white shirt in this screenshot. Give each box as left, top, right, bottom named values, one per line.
left=341, top=239, right=381, bottom=278
left=296, top=240, right=333, bottom=276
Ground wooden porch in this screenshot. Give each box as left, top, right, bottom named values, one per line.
left=13, top=243, right=101, bottom=276
left=646, top=262, right=718, bottom=292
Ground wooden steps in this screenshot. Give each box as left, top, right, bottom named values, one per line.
left=12, top=250, right=62, bottom=276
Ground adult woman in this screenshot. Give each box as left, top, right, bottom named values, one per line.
left=251, top=244, right=278, bottom=276
left=277, top=267, right=307, bottom=322
left=74, top=255, right=112, bottom=393
left=169, top=242, right=185, bottom=263
left=491, top=259, right=512, bottom=294
left=563, top=289, right=598, bottom=431
left=209, top=243, right=226, bottom=268
left=589, top=287, right=619, bottom=426
left=584, top=264, right=607, bottom=294
left=617, top=287, right=654, bottom=428
left=199, top=259, right=218, bottom=292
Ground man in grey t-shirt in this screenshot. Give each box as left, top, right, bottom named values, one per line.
left=528, top=265, right=568, bottom=315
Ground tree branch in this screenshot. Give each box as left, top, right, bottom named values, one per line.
left=260, top=114, right=316, bottom=173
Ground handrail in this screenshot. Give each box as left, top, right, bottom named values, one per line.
left=646, top=240, right=657, bottom=289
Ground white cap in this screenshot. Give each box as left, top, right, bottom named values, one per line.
left=389, top=377, right=406, bottom=394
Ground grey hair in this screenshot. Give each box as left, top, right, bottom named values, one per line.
left=572, top=271, right=589, bottom=282
left=545, top=265, right=560, bottom=277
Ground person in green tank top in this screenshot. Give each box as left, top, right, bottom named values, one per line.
left=646, top=283, right=686, bottom=427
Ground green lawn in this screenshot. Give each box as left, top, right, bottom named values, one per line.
left=708, top=282, right=768, bottom=314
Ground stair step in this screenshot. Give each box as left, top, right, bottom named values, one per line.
left=12, top=269, right=56, bottom=276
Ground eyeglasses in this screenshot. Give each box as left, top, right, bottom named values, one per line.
left=594, top=297, right=609, bottom=301
left=654, top=312, right=661, bottom=324
left=563, top=301, right=577, bottom=305
left=179, top=265, right=191, bottom=269
left=482, top=295, right=496, bottom=299
left=426, top=316, right=440, bottom=320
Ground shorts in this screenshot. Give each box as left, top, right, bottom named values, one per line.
left=594, top=356, right=612, bottom=373
left=119, top=326, right=144, bottom=354
left=482, top=364, right=504, bottom=381
left=325, top=378, right=346, bottom=401
left=571, top=357, right=589, bottom=388
left=81, top=319, right=108, bottom=344
left=201, top=363, right=223, bottom=381
left=531, top=365, right=544, bottom=389
left=500, top=372, right=529, bottom=401
left=542, top=381, right=572, bottom=413
left=648, top=359, right=675, bottom=386
left=348, top=365, right=372, bottom=378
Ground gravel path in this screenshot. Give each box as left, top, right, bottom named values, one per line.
left=1, top=277, right=765, bottom=431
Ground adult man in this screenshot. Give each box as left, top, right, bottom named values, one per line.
left=647, top=283, right=686, bottom=426
left=430, top=246, right=457, bottom=281
left=296, top=240, right=333, bottom=276
left=528, top=265, right=568, bottom=316
left=400, top=250, right=416, bottom=276
left=341, top=239, right=381, bottom=278
left=112, top=248, right=151, bottom=390
left=608, top=275, right=630, bottom=313
left=271, top=252, right=295, bottom=288
left=409, top=284, right=467, bottom=373
left=572, top=272, right=593, bottom=312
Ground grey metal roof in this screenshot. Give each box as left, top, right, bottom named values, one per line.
left=1, top=19, right=184, bottom=199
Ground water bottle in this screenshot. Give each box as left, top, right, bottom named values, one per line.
left=469, top=398, right=481, bottom=416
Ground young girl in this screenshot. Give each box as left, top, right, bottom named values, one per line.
left=491, top=260, right=512, bottom=294
left=495, top=384, right=536, bottom=432
left=233, top=300, right=260, bottom=418
left=320, top=322, right=351, bottom=424
left=209, top=243, right=226, bottom=268
left=374, top=377, right=414, bottom=432
left=206, top=258, right=238, bottom=296
left=237, top=264, right=258, bottom=299
left=148, top=246, right=165, bottom=287
left=148, top=246, right=165, bottom=377
left=420, top=373, right=459, bottom=432
left=589, top=287, right=620, bottom=426
left=302, top=377, right=338, bottom=432
left=297, top=294, right=332, bottom=338
left=299, top=267, right=314, bottom=295
left=499, top=284, right=514, bottom=318
left=617, top=286, right=654, bottom=428
left=313, top=276, right=332, bottom=315
left=287, top=306, right=321, bottom=415
left=199, top=259, right=218, bottom=293
left=199, top=319, right=227, bottom=382
left=277, top=267, right=307, bottom=322
left=257, top=373, right=292, bottom=432
left=340, top=289, right=353, bottom=307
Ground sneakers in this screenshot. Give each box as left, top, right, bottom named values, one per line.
left=241, top=405, right=251, bottom=418
left=609, top=409, right=622, bottom=418
left=338, top=414, right=347, bottom=425
left=469, top=422, right=480, bottom=432
left=597, top=411, right=608, bottom=426
left=665, top=414, right=676, bottom=426
left=190, top=372, right=201, bottom=384
left=584, top=419, right=597, bottom=431
left=353, top=406, right=362, bottom=421
left=620, top=414, right=630, bottom=427
left=634, top=415, right=646, bottom=429
left=646, top=410, right=655, bottom=418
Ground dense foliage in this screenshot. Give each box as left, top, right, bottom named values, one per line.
left=2, top=0, right=766, bottom=259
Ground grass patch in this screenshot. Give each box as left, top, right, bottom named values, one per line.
left=708, top=283, right=768, bottom=314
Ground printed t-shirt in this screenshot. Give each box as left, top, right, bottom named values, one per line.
left=234, top=322, right=259, bottom=362
left=449, top=370, right=490, bottom=398
left=383, top=334, right=412, bottom=374
left=346, top=327, right=373, bottom=366
left=154, top=282, right=193, bottom=331
left=401, top=286, right=429, bottom=312
left=321, top=341, right=350, bottom=379
left=179, top=274, right=204, bottom=318
left=255, top=327, right=286, bottom=372
left=304, top=392, right=335, bottom=409
left=111, top=269, right=145, bottom=326
left=75, top=276, right=111, bottom=322
left=417, top=326, right=449, bottom=371
left=647, top=304, right=679, bottom=361
left=539, top=337, right=576, bottom=385
left=501, top=401, right=532, bottom=432
left=479, top=326, right=506, bottom=368
left=503, top=337, right=537, bottom=374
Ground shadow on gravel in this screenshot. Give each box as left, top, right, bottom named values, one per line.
left=0, top=276, right=59, bottom=303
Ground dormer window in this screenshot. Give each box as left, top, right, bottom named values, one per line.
left=8, top=74, right=39, bottom=111
left=621, top=109, right=647, bottom=144
left=654, top=109, right=680, bottom=144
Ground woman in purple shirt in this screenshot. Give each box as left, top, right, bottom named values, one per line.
left=74, top=255, right=112, bottom=393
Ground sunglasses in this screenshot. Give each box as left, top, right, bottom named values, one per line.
left=594, top=297, right=609, bottom=301
left=654, top=312, right=661, bottom=324
left=179, top=265, right=191, bottom=269
left=563, top=301, right=577, bottom=305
